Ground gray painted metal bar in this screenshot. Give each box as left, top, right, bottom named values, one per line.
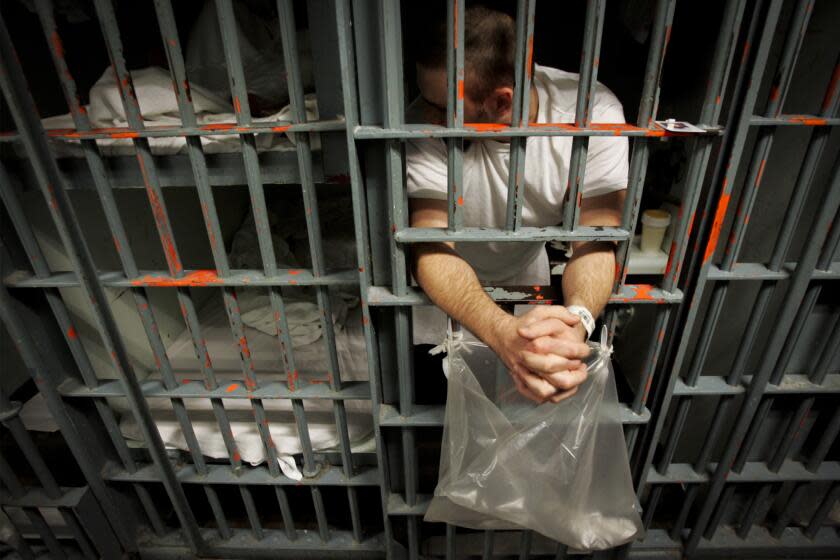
left=0, top=8, right=204, bottom=551
left=355, top=122, right=715, bottom=139
left=0, top=163, right=137, bottom=479
left=504, top=0, right=535, bottom=230
left=686, top=138, right=840, bottom=555
left=278, top=0, right=358, bottom=538
left=614, top=0, right=677, bottom=287
left=637, top=0, right=781, bottom=510
left=41, top=1, right=234, bottom=539
left=4, top=268, right=358, bottom=289
left=212, top=0, right=319, bottom=483
left=334, top=0, right=396, bottom=554
left=805, top=482, right=839, bottom=539
left=446, top=0, right=465, bottom=231
left=396, top=224, right=629, bottom=242
left=562, top=0, right=606, bottom=231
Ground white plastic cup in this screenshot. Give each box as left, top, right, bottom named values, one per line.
left=640, top=209, right=671, bottom=253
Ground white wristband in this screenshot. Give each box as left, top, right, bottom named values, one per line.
left=566, top=305, right=595, bottom=340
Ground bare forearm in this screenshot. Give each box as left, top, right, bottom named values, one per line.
left=562, top=241, right=615, bottom=318
left=413, top=243, right=511, bottom=347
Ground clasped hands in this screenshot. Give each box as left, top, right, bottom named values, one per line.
left=488, top=306, right=591, bottom=403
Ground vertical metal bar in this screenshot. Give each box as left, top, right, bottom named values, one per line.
left=0, top=509, right=35, bottom=560
left=0, top=164, right=136, bottom=475
left=213, top=0, right=317, bottom=477
left=275, top=0, right=357, bottom=488
left=312, top=486, right=330, bottom=542
left=446, top=0, right=465, bottom=231
left=0, top=13, right=202, bottom=551
left=60, top=509, right=97, bottom=560
left=25, top=508, right=66, bottom=559
left=377, top=0, right=418, bottom=512
left=634, top=0, right=773, bottom=510
left=347, top=487, right=362, bottom=543
left=0, top=391, right=60, bottom=498
left=769, top=397, right=814, bottom=472
left=703, top=484, right=735, bottom=540
left=274, top=487, right=296, bottom=541
left=723, top=55, right=840, bottom=472
left=482, top=529, right=494, bottom=560
left=669, top=485, right=699, bottom=540
left=687, top=146, right=840, bottom=555
left=806, top=406, right=840, bottom=472
left=518, top=530, right=533, bottom=560
left=504, top=0, right=536, bottom=230
left=239, top=484, right=264, bottom=540
left=445, top=524, right=456, bottom=560
left=554, top=542, right=568, bottom=559
left=771, top=482, right=807, bottom=538
left=805, top=483, right=839, bottom=539
left=134, top=484, right=167, bottom=537
left=335, top=0, right=395, bottom=553
left=615, top=0, right=677, bottom=286
left=407, top=517, right=419, bottom=560
left=45, top=0, right=214, bottom=486
left=644, top=486, right=662, bottom=530
left=562, top=0, right=606, bottom=231
left=737, top=483, right=774, bottom=538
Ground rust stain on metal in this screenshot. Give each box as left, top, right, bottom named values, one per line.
left=703, top=193, right=731, bottom=263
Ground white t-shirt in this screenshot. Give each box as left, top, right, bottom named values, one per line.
left=406, top=64, right=629, bottom=344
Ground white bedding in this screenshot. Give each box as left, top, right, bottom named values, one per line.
left=38, top=67, right=323, bottom=157
left=117, top=292, right=372, bottom=478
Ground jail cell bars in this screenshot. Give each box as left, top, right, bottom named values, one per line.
left=0, top=0, right=837, bottom=559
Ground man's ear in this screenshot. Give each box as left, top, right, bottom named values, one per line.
left=488, top=87, right=514, bottom=122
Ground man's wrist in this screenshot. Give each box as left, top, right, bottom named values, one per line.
left=566, top=304, right=595, bottom=340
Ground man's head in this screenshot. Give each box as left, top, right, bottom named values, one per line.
left=415, top=5, right=520, bottom=124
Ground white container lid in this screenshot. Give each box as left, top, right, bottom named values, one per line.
left=641, top=209, right=671, bottom=228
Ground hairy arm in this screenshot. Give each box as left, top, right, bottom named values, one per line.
left=410, top=198, right=587, bottom=403
left=410, top=198, right=511, bottom=349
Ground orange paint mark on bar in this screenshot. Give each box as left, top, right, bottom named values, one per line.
left=239, top=337, right=251, bottom=359
left=131, top=269, right=220, bottom=287
left=288, top=269, right=301, bottom=275
left=457, top=79, right=464, bottom=100
left=271, top=125, right=290, bottom=133
left=526, top=36, right=534, bottom=78
left=67, top=326, right=78, bottom=340
left=50, top=31, right=65, bottom=59
left=769, top=85, right=780, bottom=102
left=820, top=63, right=840, bottom=113
left=234, top=96, right=241, bottom=114
left=633, top=284, right=658, bottom=301
left=200, top=122, right=236, bottom=131
left=232, top=451, right=241, bottom=463
left=755, top=159, right=766, bottom=186
left=703, top=193, right=732, bottom=263
left=457, top=195, right=464, bottom=206
left=786, top=115, right=828, bottom=126
left=226, top=383, right=239, bottom=393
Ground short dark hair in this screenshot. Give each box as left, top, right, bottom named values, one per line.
left=415, top=5, right=516, bottom=102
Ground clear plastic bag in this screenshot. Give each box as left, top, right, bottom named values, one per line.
left=425, top=325, right=643, bottom=550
